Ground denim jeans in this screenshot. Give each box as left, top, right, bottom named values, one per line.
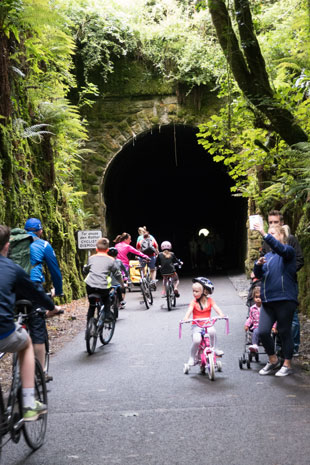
left=291, top=310, right=300, bottom=352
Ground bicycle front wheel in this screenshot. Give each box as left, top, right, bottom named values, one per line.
left=99, top=319, right=116, bottom=345
left=141, top=280, right=151, bottom=309
left=23, top=359, right=48, bottom=450
left=112, top=297, right=119, bottom=320
left=145, top=279, right=153, bottom=306
left=207, top=353, right=215, bottom=381
left=86, top=317, right=98, bottom=355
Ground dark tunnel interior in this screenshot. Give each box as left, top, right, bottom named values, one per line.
left=103, top=124, right=247, bottom=274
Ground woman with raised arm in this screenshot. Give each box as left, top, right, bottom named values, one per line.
left=253, top=223, right=297, bottom=377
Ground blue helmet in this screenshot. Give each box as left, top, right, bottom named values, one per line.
left=25, top=218, right=42, bottom=231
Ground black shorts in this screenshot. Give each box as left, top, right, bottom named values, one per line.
left=28, top=312, right=47, bottom=344
left=27, top=282, right=47, bottom=344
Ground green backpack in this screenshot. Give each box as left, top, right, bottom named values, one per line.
left=8, top=228, right=37, bottom=275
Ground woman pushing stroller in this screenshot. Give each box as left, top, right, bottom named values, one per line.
left=253, top=222, right=297, bottom=377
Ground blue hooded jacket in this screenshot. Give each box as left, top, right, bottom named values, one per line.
left=27, top=231, right=63, bottom=295
left=254, top=233, right=298, bottom=304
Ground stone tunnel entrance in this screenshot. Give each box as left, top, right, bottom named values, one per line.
left=103, top=124, right=247, bottom=274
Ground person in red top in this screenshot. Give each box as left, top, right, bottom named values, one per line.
left=183, top=277, right=225, bottom=366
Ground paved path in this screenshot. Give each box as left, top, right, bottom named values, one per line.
left=3, top=276, right=310, bottom=464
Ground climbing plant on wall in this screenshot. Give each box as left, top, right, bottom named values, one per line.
left=0, top=0, right=88, bottom=299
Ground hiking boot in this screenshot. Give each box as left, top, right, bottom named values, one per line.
left=275, top=366, right=293, bottom=377
left=23, top=401, right=47, bottom=422
left=259, top=359, right=281, bottom=375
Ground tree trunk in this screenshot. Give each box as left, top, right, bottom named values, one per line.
left=0, top=31, right=12, bottom=118
left=207, top=0, right=308, bottom=145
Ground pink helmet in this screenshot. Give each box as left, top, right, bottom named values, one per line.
left=161, top=241, right=172, bottom=251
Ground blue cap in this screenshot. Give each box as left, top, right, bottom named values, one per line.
left=25, top=218, right=43, bottom=231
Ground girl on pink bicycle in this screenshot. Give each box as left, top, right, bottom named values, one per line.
left=183, top=277, right=225, bottom=367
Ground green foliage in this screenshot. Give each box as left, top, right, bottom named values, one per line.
left=136, top=1, right=225, bottom=87
left=0, top=0, right=88, bottom=300
left=197, top=0, right=310, bottom=215
left=63, top=0, right=225, bottom=90
left=64, top=0, right=138, bottom=86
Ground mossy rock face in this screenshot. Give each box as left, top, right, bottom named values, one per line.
left=90, top=185, right=99, bottom=194
left=99, top=58, right=174, bottom=97
left=0, top=121, right=85, bottom=302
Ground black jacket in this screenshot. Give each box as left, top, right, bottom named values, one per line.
left=156, top=252, right=182, bottom=275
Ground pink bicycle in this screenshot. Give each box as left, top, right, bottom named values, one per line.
left=179, top=317, right=229, bottom=380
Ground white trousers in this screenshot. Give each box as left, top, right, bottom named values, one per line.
left=190, top=325, right=217, bottom=361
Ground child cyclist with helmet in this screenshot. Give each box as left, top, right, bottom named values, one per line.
left=156, top=241, right=182, bottom=297
left=183, top=277, right=225, bottom=366
left=107, top=247, right=127, bottom=309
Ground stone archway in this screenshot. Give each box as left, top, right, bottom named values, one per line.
left=82, top=93, right=220, bottom=229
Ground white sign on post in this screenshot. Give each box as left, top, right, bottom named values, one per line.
left=77, top=230, right=102, bottom=249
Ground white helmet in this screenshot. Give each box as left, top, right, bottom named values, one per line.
left=161, top=241, right=172, bottom=251
left=192, top=277, right=214, bottom=295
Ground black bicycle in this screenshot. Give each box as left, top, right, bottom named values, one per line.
left=137, top=261, right=153, bottom=309
left=85, top=294, right=116, bottom=355
left=0, top=301, right=48, bottom=460
left=43, top=304, right=64, bottom=383
left=162, top=263, right=182, bottom=311
left=163, top=274, right=176, bottom=311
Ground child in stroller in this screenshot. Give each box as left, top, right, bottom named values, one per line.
left=244, top=286, right=262, bottom=353
left=239, top=286, right=277, bottom=369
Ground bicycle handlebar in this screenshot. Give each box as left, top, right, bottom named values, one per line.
left=179, top=316, right=229, bottom=339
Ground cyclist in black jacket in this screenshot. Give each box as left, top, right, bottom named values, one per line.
left=0, top=225, right=55, bottom=421
left=156, top=241, right=183, bottom=297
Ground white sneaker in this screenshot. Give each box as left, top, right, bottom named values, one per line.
left=275, top=366, right=293, bottom=377
left=259, top=359, right=281, bottom=375
left=215, top=349, right=224, bottom=356
left=183, top=363, right=190, bottom=374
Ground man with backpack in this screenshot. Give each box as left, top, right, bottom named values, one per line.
left=137, top=230, right=158, bottom=289
left=0, top=224, right=55, bottom=420
left=10, top=218, right=63, bottom=377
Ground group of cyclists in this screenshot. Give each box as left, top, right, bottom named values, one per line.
left=0, top=219, right=185, bottom=425
left=84, top=226, right=183, bottom=318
